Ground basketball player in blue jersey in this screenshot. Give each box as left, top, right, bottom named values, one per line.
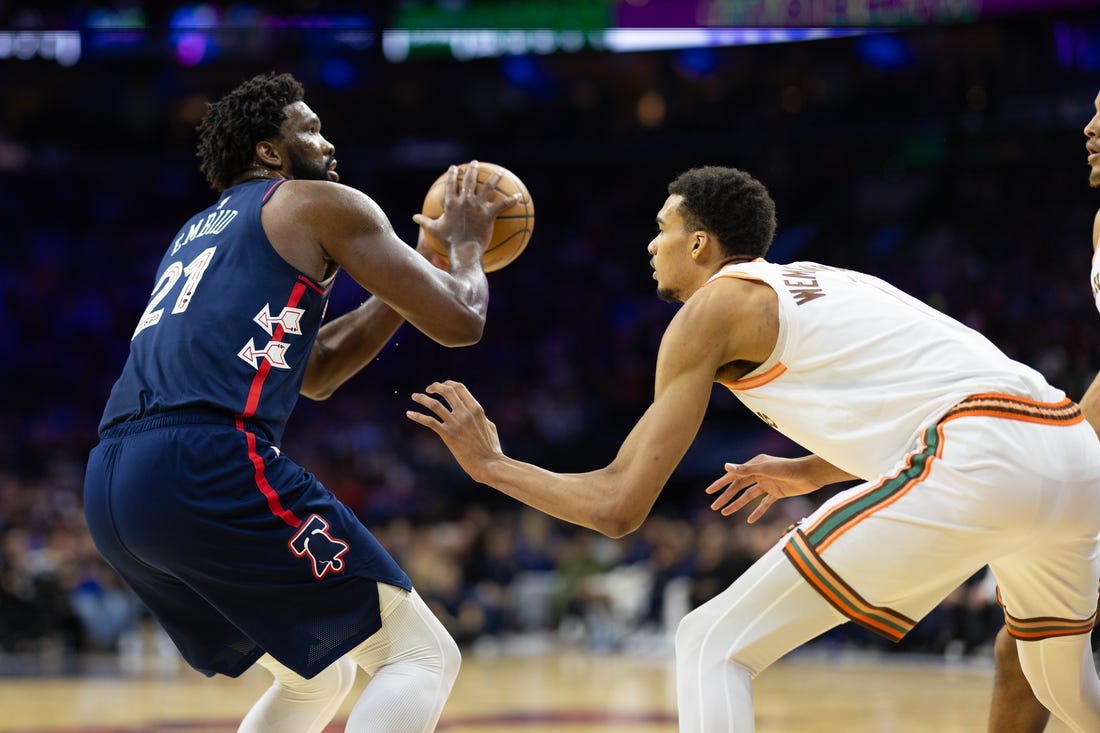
left=83, top=73, right=519, bottom=733
left=408, top=166, right=1100, bottom=731
left=982, top=88, right=1100, bottom=733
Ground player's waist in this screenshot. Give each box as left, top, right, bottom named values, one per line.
left=99, top=408, right=275, bottom=441
left=938, top=392, right=1081, bottom=426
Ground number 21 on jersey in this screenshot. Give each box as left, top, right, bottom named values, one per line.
left=132, top=247, right=217, bottom=339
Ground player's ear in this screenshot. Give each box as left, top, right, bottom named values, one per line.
left=691, top=230, right=710, bottom=260
left=254, top=139, right=282, bottom=168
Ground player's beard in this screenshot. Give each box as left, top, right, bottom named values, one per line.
left=656, top=286, right=679, bottom=303
left=1091, top=167, right=1100, bottom=188
left=287, top=148, right=334, bottom=182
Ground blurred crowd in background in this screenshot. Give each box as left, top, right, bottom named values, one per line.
left=2, top=3, right=1100, bottom=665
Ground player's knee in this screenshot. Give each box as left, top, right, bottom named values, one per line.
left=1017, top=635, right=1100, bottom=726
left=674, top=604, right=714, bottom=659
left=439, top=630, right=462, bottom=688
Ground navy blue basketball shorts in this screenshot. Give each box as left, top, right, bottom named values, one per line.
left=83, top=411, right=412, bottom=679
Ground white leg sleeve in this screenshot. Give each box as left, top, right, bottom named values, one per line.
left=238, top=653, right=356, bottom=733
left=675, top=542, right=847, bottom=733
left=344, top=584, right=461, bottom=733
left=1016, top=634, right=1100, bottom=733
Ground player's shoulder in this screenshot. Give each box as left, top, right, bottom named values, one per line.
left=663, top=270, right=779, bottom=367
left=274, top=179, right=366, bottom=206
left=270, top=180, right=386, bottom=224
left=682, top=270, right=777, bottom=326
left=1092, top=207, right=1100, bottom=251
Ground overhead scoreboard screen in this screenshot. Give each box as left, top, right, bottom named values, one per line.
left=612, top=0, right=1100, bottom=26
left=3, top=0, right=1094, bottom=67
left=394, top=0, right=1099, bottom=29
left=384, top=0, right=1099, bottom=60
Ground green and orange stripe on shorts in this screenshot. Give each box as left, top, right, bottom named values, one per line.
left=782, top=393, right=1085, bottom=643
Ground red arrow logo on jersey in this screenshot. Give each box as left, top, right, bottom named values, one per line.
left=238, top=338, right=291, bottom=369
left=253, top=305, right=304, bottom=335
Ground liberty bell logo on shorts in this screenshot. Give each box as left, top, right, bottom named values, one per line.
left=289, top=514, right=350, bottom=579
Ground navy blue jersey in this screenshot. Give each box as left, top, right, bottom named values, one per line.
left=87, top=179, right=413, bottom=679
left=99, top=179, right=327, bottom=443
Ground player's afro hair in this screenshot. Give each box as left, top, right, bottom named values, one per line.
left=196, top=72, right=305, bottom=192
left=668, top=166, right=777, bottom=259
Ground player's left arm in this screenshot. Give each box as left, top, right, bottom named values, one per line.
left=301, top=232, right=447, bottom=401
left=704, top=453, right=859, bottom=523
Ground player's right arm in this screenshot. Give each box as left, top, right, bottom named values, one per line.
left=1077, top=207, right=1100, bottom=437
left=270, top=164, right=515, bottom=348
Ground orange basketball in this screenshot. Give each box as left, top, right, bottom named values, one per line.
left=420, top=161, right=534, bottom=273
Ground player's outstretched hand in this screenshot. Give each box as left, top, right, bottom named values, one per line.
left=704, top=454, right=825, bottom=523
left=407, top=380, right=501, bottom=482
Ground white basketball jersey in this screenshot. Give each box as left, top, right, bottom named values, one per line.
left=709, top=260, right=1064, bottom=480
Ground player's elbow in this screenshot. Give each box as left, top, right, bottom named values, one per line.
left=299, top=356, right=339, bottom=401
left=595, top=515, right=643, bottom=539
left=598, top=519, right=639, bottom=540
left=433, top=310, right=485, bottom=347
left=592, top=502, right=646, bottom=539
left=587, top=469, right=654, bottom=538
left=440, top=325, right=484, bottom=348
left=300, top=383, right=336, bottom=401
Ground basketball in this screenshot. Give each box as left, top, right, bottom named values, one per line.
left=420, top=161, right=534, bottom=273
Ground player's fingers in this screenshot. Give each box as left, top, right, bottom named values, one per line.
left=427, top=379, right=461, bottom=401
left=404, top=405, right=446, bottom=433
left=411, top=215, right=442, bottom=242
left=442, top=165, right=460, bottom=203
left=405, top=409, right=443, bottom=432
left=428, top=381, right=483, bottom=420
left=723, top=461, right=758, bottom=478
left=481, top=168, right=504, bottom=198
left=746, top=494, right=777, bottom=524
left=703, top=465, right=743, bottom=494
left=720, top=486, right=762, bottom=517
left=488, top=192, right=523, bottom=216
left=461, top=160, right=480, bottom=193
left=424, top=380, right=457, bottom=397
left=410, top=391, right=452, bottom=421
left=708, top=485, right=740, bottom=510
left=437, top=380, right=479, bottom=411
left=703, top=476, right=731, bottom=495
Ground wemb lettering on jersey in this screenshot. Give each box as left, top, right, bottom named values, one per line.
left=780, top=263, right=830, bottom=305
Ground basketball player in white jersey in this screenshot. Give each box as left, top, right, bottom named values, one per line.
left=979, top=88, right=1100, bottom=733
left=408, top=165, right=1100, bottom=732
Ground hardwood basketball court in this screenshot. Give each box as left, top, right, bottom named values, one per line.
left=0, top=646, right=1075, bottom=732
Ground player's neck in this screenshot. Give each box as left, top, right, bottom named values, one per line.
left=717, top=255, right=757, bottom=268
left=232, top=166, right=286, bottom=186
